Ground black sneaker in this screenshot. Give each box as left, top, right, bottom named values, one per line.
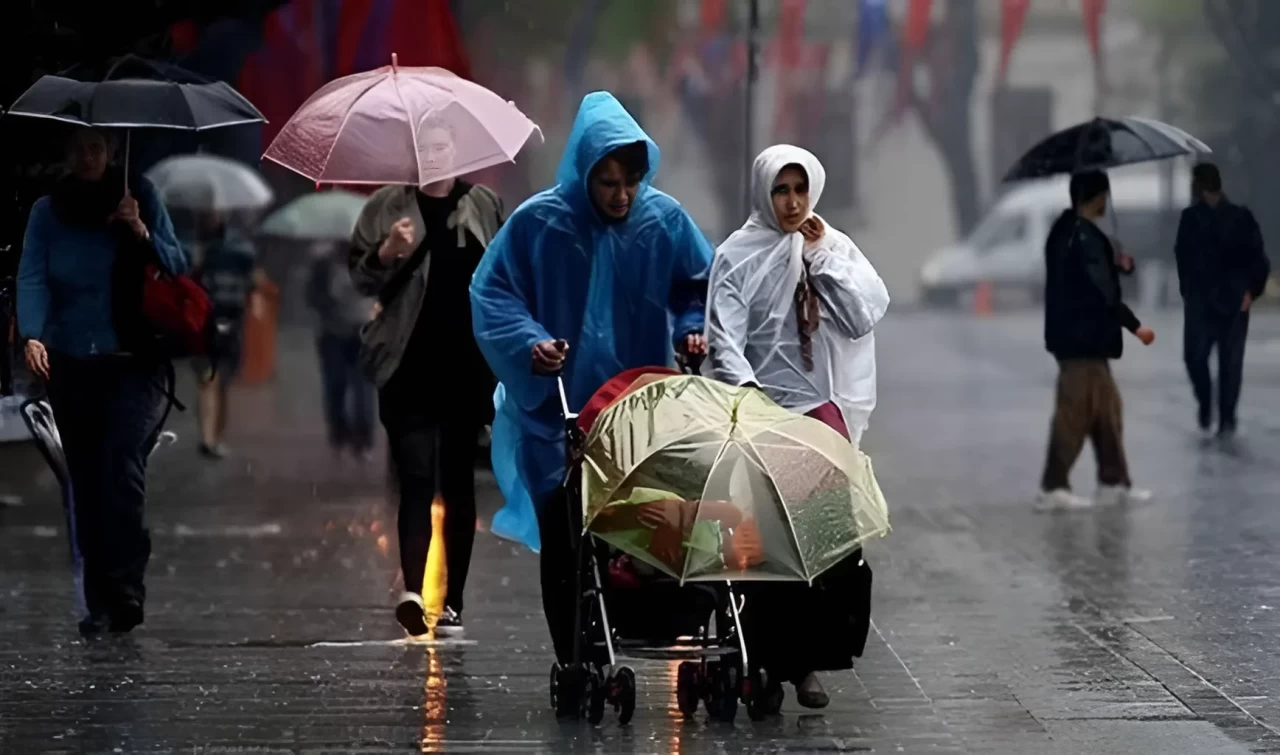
left=395, top=592, right=429, bottom=637
left=434, top=606, right=464, bottom=637
left=1197, top=405, right=1212, bottom=433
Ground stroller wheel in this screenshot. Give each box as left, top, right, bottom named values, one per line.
left=707, top=662, right=740, bottom=723
left=586, top=668, right=607, bottom=725
left=611, top=666, right=637, bottom=725
left=746, top=668, right=785, bottom=721
left=676, top=662, right=700, bottom=718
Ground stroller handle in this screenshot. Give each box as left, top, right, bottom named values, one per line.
left=542, top=341, right=702, bottom=423
left=556, top=375, right=576, bottom=421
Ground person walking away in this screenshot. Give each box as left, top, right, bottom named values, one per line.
left=1039, top=170, right=1155, bottom=510
left=190, top=210, right=257, bottom=459
left=1174, top=162, right=1270, bottom=437
left=18, top=127, right=188, bottom=635
left=349, top=117, right=503, bottom=637
left=470, top=91, right=713, bottom=688
left=706, top=144, right=888, bottom=709
left=306, top=242, right=376, bottom=461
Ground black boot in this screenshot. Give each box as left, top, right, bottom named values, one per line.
left=78, top=614, right=111, bottom=637
left=109, top=598, right=144, bottom=633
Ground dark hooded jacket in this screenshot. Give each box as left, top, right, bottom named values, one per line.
left=1174, top=198, right=1270, bottom=318
left=1043, top=210, right=1140, bottom=360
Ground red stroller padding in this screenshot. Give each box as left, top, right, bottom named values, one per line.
left=576, top=366, right=682, bottom=435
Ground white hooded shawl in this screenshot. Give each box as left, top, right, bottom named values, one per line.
left=706, top=145, right=889, bottom=445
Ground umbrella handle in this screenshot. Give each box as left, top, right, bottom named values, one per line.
left=123, top=130, right=131, bottom=195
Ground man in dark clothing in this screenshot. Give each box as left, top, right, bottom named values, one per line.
left=1174, top=162, right=1270, bottom=437
left=1038, top=170, right=1156, bottom=510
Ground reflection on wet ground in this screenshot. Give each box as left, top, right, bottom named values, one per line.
left=4, top=312, right=1280, bottom=752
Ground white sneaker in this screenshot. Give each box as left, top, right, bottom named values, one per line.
left=395, top=591, right=429, bottom=637
left=1035, top=488, right=1094, bottom=511
left=1096, top=486, right=1152, bottom=506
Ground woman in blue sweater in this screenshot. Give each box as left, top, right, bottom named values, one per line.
left=18, top=127, right=187, bottom=636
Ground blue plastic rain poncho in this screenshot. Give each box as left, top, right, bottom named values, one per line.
left=472, top=92, right=714, bottom=516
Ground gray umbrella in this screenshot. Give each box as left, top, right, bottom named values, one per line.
left=260, top=190, right=367, bottom=241
left=146, top=154, right=274, bottom=211
left=1003, top=116, right=1210, bottom=182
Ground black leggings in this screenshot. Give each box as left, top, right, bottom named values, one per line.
left=381, top=388, right=479, bottom=613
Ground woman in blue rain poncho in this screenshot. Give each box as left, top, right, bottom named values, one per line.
left=471, top=92, right=713, bottom=665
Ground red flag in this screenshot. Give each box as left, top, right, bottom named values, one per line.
left=335, top=0, right=377, bottom=76
left=238, top=3, right=327, bottom=147
left=700, top=0, right=727, bottom=33
left=997, top=0, right=1030, bottom=88
left=336, top=0, right=470, bottom=78
left=883, top=0, right=931, bottom=130
left=1082, top=0, right=1105, bottom=66
left=1081, top=0, right=1106, bottom=94
left=388, top=0, right=471, bottom=78
left=772, top=0, right=807, bottom=138
left=903, top=0, right=932, bottom=54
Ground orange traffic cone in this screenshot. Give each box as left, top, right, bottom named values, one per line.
left=239, top=277, right=280, bottom=384
left=972, top=281, right=994, bottom=317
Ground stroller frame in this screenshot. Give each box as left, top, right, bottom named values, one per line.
left=548, top=360, right=762, bottom=725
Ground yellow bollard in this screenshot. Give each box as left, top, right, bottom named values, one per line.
left=421, top=497, right=448, bottom=638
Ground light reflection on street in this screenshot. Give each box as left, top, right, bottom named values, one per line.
left=419, top=649, right=448, bottom=752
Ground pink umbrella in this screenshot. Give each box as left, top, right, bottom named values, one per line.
left=263, top=55, right=542, bottom=186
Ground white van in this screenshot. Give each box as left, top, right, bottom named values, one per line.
left=918, top=168, right=1190, bottom=306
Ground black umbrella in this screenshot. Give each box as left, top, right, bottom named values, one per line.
left=7, top=56, right=264, bottom=132
left=1003, top=116, right=1210, bottom=182
left=5, top=56, right=265, bottom=184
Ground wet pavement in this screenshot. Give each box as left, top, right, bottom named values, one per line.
left=4, top=311, right=1280, bottom=753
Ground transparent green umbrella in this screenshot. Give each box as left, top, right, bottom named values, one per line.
left=259, top=190, right=367, bottom=241
left=582, top=375, right=890, bottom=584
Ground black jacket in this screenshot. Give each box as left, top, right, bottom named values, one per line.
left=1174, top=198, right=1270, bottom=317
left=1043, top=210, right=1140, bottom=360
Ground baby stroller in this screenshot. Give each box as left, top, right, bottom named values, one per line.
left=547, top=359, right=890, bottom=724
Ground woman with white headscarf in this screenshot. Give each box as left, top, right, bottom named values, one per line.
left=707, top=144, right=888, bottom=446
left=706, top=145, right=888, bottom=710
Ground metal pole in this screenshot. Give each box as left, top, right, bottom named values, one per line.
left=742, top=0, right=759, bottom=219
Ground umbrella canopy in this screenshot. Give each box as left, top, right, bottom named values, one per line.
left=581, top=374, right=890, bottom=584
left=145, top=154, right=274, bottom=211
left=263, top=55, right=541, bottom=186
left=259, top=190, right=368, bottom=241
left=7, top=56, right=264, bottom=132
left=1003, top=116, right=1210, bottom=182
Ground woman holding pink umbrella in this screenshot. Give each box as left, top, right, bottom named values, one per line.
left=264, top=59, right=540, bottom=637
